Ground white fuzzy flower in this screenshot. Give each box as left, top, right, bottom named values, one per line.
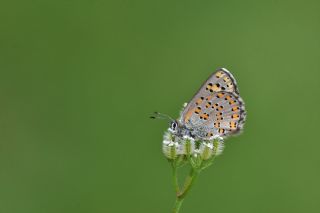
left=214, top=140, right=225, bottom=156
left=182, top=135, right=195, bottom=141
left=162, top=129, right=224, bottom=160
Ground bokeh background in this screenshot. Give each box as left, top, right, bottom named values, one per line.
left=1, top=0, right=320, bottom=212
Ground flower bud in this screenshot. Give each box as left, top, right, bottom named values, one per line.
left=199, top=142, right=214, bottom=160
left=212, top=136, right=224, bottom=156
left=162, top=130, right=178, bottom=159
left=162, top=130, right=224, bottom=163
left=162, top=130, right=196, bottom=159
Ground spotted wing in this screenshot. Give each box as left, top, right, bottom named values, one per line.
left=200, top=92, right=246, bottom=138
left=180, top=68, right=240, bottom=126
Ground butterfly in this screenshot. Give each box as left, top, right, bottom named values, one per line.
left=153, top=68, right=246, bottom=140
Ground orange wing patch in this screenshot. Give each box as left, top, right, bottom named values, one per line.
left=205, top=102, right=212, bottom=108
left=229, top=121, right=237, bottom=130
left=199, top=113, right=209, bottom=120
left=232, top=106, right=239, bottom=112
left=218, top=128, right=225, bottom=134
left=205, top=96, right=213, bottom=101
left=206, top=132, right=214, bottom=137
left=195, top=97, right=204, bottom=105
left=216, top=106, right=224, bottom=111
left=229, top=99, right=236, bottom=105
left=216, top=93, right=224, bottom=98
left=223, top=76, right=235, bottom=90
left=206, top=83, right=224, bottom=93
left=231, top=114, right=240, bottom=119
left=184, top=106, right=202, bottom=123
left=215, top=71, right=225, bottom=78
left=184, top=110, right=193, bottom=123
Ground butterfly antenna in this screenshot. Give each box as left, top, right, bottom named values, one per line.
left=150, top=112, right=174, bottom=121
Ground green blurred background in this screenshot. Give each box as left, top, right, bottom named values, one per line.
left=1, top=0, right=320, bottom=212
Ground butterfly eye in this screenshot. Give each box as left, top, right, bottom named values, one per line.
left=170, top=121, right=178, bottom=131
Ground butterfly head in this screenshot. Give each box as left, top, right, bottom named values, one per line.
left=169, top=120, right=196, bottom=139
left=167, top=103, right=192, bottom=135
left=169, top=120, right=179, bottom=132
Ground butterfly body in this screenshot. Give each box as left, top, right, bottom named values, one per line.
left=170, top=121, right=205, bottom=139
left=170, top=68, right=246, bottom=140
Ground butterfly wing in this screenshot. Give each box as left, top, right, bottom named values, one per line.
left=180, top=68, right=246, bottom=138
left=180, top=68, right=239, bottom=124
left=201, top=92, right=246, bottom=138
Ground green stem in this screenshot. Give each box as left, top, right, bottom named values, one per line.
left=172, top=168, right=199, bottom=213
left=172, top=197, right=184, bottom=213
left=178, top=168, right=199, bottom=199
left=200, top=155, right=217, bottom=171
left=171, top=162, right=180, bottom=194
